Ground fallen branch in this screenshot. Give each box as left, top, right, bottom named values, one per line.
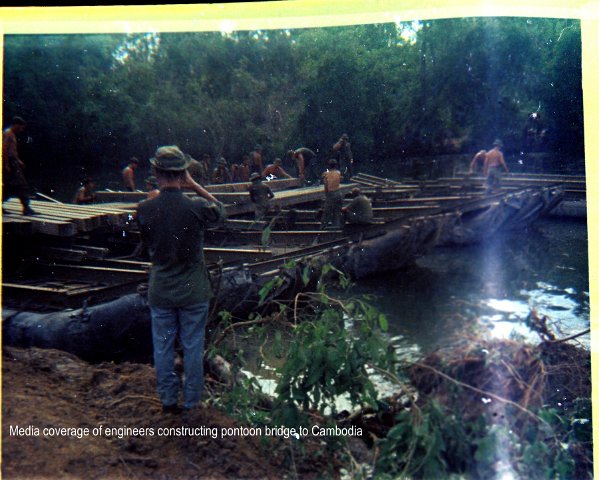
left=412, top=362, right=548, bottom=424
left=548, top=328, right=590, bottom=344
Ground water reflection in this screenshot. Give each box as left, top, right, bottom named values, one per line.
left=353, top=218, right=589, bottom=352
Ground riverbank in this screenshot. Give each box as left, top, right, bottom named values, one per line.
left=2, top=346, right=340, bottom=479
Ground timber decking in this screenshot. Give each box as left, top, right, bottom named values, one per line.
left=3, top=199, right=134, bottom=236
left=95, top=178, right=302, bottom=203
left=3, top=171, right=579, bottom=239
left=3, top=183, right=358, bottom=238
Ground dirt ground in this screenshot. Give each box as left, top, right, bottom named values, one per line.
left=2, top=346, right=336, bottom=480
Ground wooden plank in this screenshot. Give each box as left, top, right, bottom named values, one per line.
left=6, top=199, right=111, bottom=228
left=224, top=219, right=269, bottom=230
left=72, top=245, right=110, bottom=260
left=95, top=179, right=302, bottom=203
left=246, top=239, right=357, bottom=275
left=2, top=280, right=144, bottom=310
left=32, top=201, right=132, bottom=226
left=212, top=192, right=252, bottom=203
left=439, top=176, right=585, bottom=187
left=2, top=282, right=105, bottom=295
left=38, top=203, right=132, bottom=225
left=2, top=211, right=75, bottom=236
left=453, top=171, right=586, bottom=181
left=32, top=219, right=77, bottom=237
left=46, top=264, right=148, bottom=275
left=225, top=184, right=358, bottom=216
left=205, top=178, right=301, bottom=193
left=36, top=264, right=148, bottom=282
left=39, top=247, right=87, bottom=262
left=4, top=202, right=95, bottom=231
left=204, top=247, right=273, bottom=264
left=352, top=173, right=404, bottom=186
left=206, top=229, right=344, bottom=246
left=96, top=191, right=153, bottom=203
left=6, top=202, right=101, bottom=232
left=100, top=258, right=151, bottom=267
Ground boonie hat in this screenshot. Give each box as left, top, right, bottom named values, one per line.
left=150, top=146, right=192, bottom=171
left=250, top=172, right=261, bottom=181
left=145, top=176, right=159, bottom=188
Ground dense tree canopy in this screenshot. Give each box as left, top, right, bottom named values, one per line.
left=3, top=17, right=583, bottom=188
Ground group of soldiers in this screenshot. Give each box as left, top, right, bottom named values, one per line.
left=112, top=134, right=363, bottom=228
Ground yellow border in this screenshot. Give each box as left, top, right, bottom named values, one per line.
left=581, top=14, right=598, bottom=480
left=0, top=1, right=587, bottom=34
left=0, top=0, right=596, bottom=477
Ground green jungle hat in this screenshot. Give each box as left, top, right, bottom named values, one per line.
left=150, top=146, right=192, bottom=171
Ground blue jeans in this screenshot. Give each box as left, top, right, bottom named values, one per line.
left=150, top=302, right=209, bottom=409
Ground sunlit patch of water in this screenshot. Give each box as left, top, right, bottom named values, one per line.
left=479, top=280, right=589, bottom=348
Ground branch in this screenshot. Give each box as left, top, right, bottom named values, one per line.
left=547, top=328, right=590, bottom=344
left=211, top=317, right=272, bottom=348
left=412, top=362, right=548, bottom=424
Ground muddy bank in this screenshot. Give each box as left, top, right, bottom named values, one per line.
left=2, top=346, right=338, bottom=480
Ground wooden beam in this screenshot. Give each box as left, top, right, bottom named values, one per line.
left=225, top=184, right=358, bottom=216
left=351, top=173, right=404, bottom=186
left=204, top=247, right=273, bottom=264
left=95, top=178, right=302, bottom=203
left=38, top=247, right=87, bottom=262
left=36, top=263, right=147, bottom=283
left=4, top=201, right=99, bottom=231
left=2, top=211, right=75, bottom=236
left=206, top=228, right=344, bottom=246
left=205, top=178, right=301, bottom=193
left=72, top=245, right=110, bottom=260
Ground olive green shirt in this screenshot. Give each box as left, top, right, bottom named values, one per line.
left=136, top=188, right=225, bottom=307
left=345, top=194, right=373, bottom=224
left=248, top=182, right=274, bottom=206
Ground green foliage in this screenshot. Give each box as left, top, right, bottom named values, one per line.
left=376, top=401, right=472, bottom=478
left=2, top=18, right=583, bottom=198
left=374, top=396, right=586, bottom=479
left=271, top=292, right=393, bottom=427
left=258, top=276, right=285, bottom=305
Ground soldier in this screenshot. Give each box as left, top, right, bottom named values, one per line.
left=212, top=157, right=232, bottom=185
left=2, top=116, right=36, bottom=215
left=136, top=145, right=225, bottom=414
left=288, top=147, right=317, bottom=185
left=238, top=155, right=251, bottom=183
left=342, top=187, right=373, bottom=225
left=249, top=144, right=264, bottom=175
left=186, top=155, right=209, bottom=185
left=469, top=150, right=487, bottom=174
left=483, top=139, right=509, bottom=189
left=73, top=177, right=97, bottom=204
left=122, top=157, right=139, bottom=191
left=262, top=158, right=292, bottom=180
left=321, top=159, right=343, bottom=229
left=248, top=172, right=274, bottom=220
left=332, top=133, right=354, bottom=181
left=144, top=176, right=160, bottom=200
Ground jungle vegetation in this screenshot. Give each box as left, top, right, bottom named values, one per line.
left=3, top=17, right=583, bottom=179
